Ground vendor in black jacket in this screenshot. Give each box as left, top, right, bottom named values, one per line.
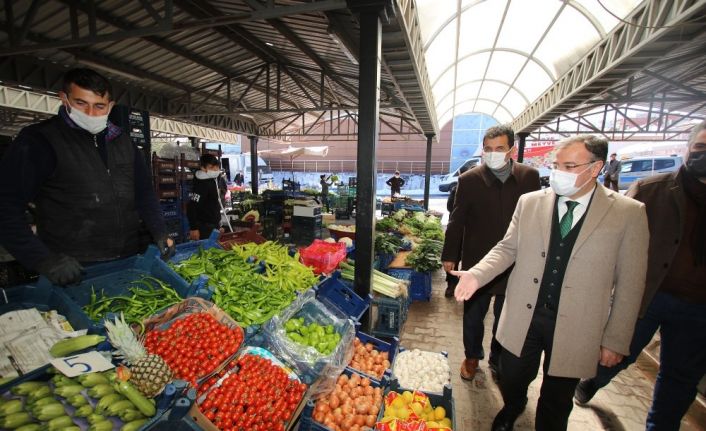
left=187, top=154, right=227, bottom=241
left=386, top=171, right=405, bottom=197
left=0, top=68, right=173, bottom=286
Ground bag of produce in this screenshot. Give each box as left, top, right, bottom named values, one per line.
left=300, top=240, right=347, bottom=275
left=262, top=289, right=355, bottom=398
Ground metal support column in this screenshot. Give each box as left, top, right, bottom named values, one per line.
left=423, top=133, right=434, bottom=209
left=249, top=135, right=259, bottom=195
left=517, top=132, right=529, bottom=163
left=350, top=0, right=387, bottom=332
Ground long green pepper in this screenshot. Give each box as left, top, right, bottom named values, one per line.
left=170, top=242, right=318, bottom=326
left=83, top=276, right=182, bottom=326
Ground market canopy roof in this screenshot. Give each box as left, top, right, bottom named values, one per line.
left=416, top=0, right=643, bottom=127
left=259, top=145, right=329, bottom=158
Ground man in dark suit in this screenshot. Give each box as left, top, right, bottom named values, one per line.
left=442, top=124, right=540, bottom=382
left=444, top=163, right=471, bottom=298
left=574, top=121, right=706, bottom=430
left=602, top=153, right=621, bottom=191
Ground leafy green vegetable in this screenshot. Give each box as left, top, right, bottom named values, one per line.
left=375, top=233, right=403, bottom=255
left=405, top=239, right=443, bottom=273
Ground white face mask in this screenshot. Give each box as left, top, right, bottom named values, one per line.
left=549, top=162, right=595, bottom=196
left=64, top=100, right=110, bottom=134
left=483, top=151, right=509, bottom=170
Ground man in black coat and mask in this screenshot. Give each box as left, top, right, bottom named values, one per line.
left=0, top=68, right=173, bottom=286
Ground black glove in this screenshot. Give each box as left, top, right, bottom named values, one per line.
left=156, top=236, right=176, bottom=261
left=36, top=254, right=84, bottom=286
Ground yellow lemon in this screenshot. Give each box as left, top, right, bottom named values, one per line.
left=410, top=402, right=424, bottom=416
left=434, top=406, right=447, bottom=421
left=402, top=391, right=414, bottom=404
left=397, top=408, right=410, bottom=420
left=426, top=421, right=440, bottom=429
left=440, top=417, right=452, bottom=428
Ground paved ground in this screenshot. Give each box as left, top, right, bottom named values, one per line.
left=396, top=198, right=705, bottom=431
left=398, top=270, right=705, bottom=431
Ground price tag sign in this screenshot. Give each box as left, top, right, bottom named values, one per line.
left=50, top=351, right=114, bottom=377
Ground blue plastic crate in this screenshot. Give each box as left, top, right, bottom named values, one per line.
left=298, top=367, right=388, bottom=431
left=386, top=268, right=431, bottom=302
left=314, top=272, right=370, bottom=322
left=0, top=364, right=181, bottom=430
left=43, top=245, right=196, bottom=334
left=160, top=202, right=181, bottom=219
left=409, top=271, right=432, bottom=302
left=169, top=229, right=221, bottom=264
left=378, top=380, right=455, bottom=431
left=391, top=349, right=450, bottom=397
left=345, top=330, right=399, bottom=387
left=371, top=295, right=408, bottom=339
left=376, top=253, right=395, bottom=271
left=0, top=283, right=92, bottom=335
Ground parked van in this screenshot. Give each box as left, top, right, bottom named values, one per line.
left=438, top=157, right=481, bottom=192
left=602, top=155, right=683, bottom=190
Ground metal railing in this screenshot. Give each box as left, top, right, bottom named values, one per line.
left=266, top=159, right=449, bottom=174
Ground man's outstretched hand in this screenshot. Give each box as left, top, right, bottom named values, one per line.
left=449, top=270, right=480, bottom=302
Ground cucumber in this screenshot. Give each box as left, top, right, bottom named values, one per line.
left=106, top=399, right=136, bottom=416
left=86, top=414, right=105, bottom=425
left=10, top=381, right=45, bottom=396
left=88, top=383, right=115, bottom=398
left=33, top=403, right=67, bottom=421
left=53, top=384, right=84, bottom=398
left=49, top=335, right=105, bottom=358
left=74, top=404, right=93, bottom=418
left=77, top=373, right=109, bottom=388
left=46, top=416, right=75, bottom=431
left=96, top=393, right=125, bottom=414
left=88, top=420, right=113, bottom=431
left=0, top=399, right=23, bottom=416
left=116, top=380, right=155, bottom=417
left=118, top=409, right=145, bottom=422
left=121, top=418, right=148, bottom=431
left=0, top=412, right=33, bottom=429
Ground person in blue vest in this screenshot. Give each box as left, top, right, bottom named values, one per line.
left=0, top=68, right=173, bottom=286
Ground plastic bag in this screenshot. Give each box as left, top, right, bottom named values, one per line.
left=262, top=289, right=355, bottom=398
left=299, top=240, right=348, bottom=275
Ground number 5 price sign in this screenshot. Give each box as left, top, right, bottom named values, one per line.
left=50, top=351, right=114, bottom=377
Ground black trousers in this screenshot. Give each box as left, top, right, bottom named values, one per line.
left=498, top=306, right=579, bottom=431
left=463, top=291, right=503, bottom=364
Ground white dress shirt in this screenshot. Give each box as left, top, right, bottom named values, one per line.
left=557, top=184, right=596, bottom=229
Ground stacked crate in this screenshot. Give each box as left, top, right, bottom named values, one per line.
left=179, top=153, right=200, bottom=241
left=152, top=153, right=181, bottom=243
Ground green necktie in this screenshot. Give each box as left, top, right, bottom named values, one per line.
left=559, top=201, right=579, bottom=238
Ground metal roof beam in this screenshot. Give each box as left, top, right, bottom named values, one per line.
left=0, top=0, right=347, bottom=56
left=511, top=0, right=706, bottom=133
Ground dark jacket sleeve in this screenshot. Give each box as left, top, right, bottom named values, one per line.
left=386, top=177, right=393, bottom=186
left=0, top=128, right=56, bottom=269
left=446, top=185, right=456, bottom=212
left=399, top=177, right=405, bottom=187
left=133, top=149, right=167, bottom=241
left=442, top=174, right=472, bottom=263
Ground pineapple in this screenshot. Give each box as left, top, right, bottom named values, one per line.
left=104, top=314, right=172, bottom=398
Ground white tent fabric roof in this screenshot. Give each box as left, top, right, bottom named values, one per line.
left=416, top=0, right=643, bottom=127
